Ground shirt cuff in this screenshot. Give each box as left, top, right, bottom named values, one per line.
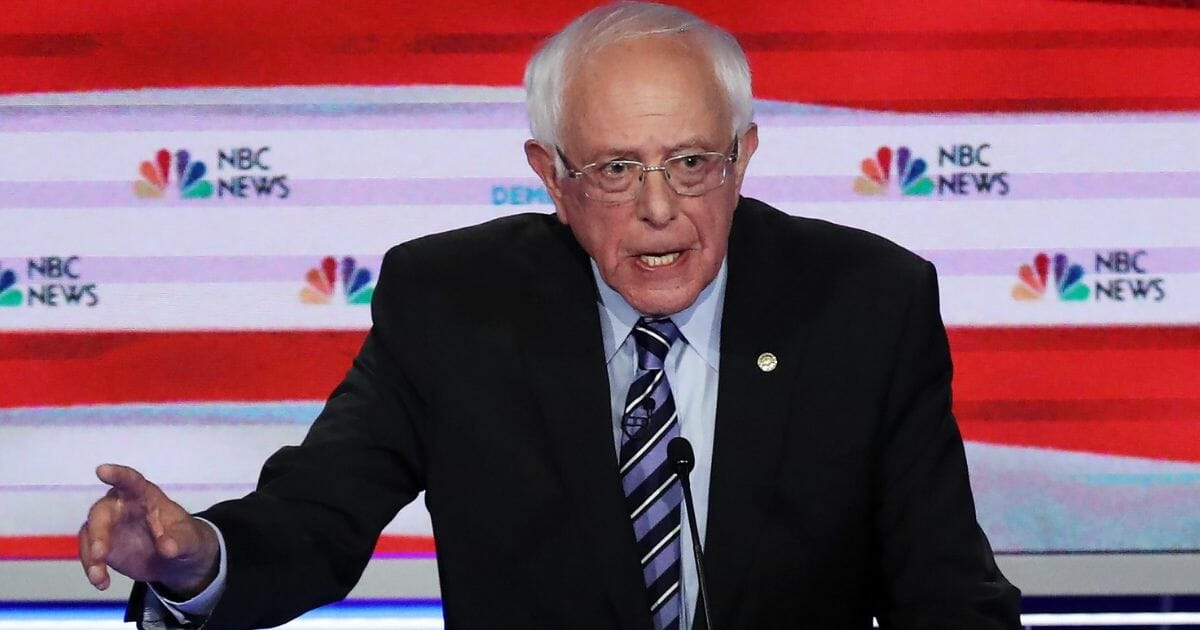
left=148, top=517, right=228, bottom=621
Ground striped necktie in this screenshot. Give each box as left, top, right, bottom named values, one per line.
left=618, top=317, right=683, bottom=630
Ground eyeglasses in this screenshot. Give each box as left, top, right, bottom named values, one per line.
left=557, top=137, right=739, bottom=204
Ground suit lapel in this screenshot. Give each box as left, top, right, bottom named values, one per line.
left=703, top=201, right=825, bottom=629
left=518, top=220, right=653, bottom=630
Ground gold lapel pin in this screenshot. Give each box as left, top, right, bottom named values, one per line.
left=756, top=352, right=778, bottom=373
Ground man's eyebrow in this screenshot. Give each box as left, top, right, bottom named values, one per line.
left=668, top=137, right=722, bottom=154
left=670, top=137, right=706, bottom=149
left=582, top=137, right=722, bottom=162
left=587, top=146, right=642, bottom=161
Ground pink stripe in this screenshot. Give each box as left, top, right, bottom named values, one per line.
left=0, top=255, right=384, bottom=283
left=0, top=103, right=530, bottom=132
left=0, top=250, right=1195, bottom=284
left=918, top=247, right=1200, bottom=276
left=4, top=172, right=1200, bottom=208
left=3, top=102, right=1198, bottom=131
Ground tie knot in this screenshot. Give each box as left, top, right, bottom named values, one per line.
left=633, top=317, right=680, bottom=370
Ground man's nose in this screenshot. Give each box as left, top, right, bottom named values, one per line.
left=635, top=167, right=678, bottom=227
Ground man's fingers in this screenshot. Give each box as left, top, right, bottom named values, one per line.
left=150, top=508, right=203, bottom=561
left=83, top=497, right=118, bottom=562
left=95, top=463, right=150, bottom=500
left=78, top=523, right=110, bottom=590
left=147, top=507, right=178, bottom=559
left=146, top=504, right=165, bottom=539
left=82, top=464, right=205, bottom=590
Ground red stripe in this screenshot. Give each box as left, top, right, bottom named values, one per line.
left=400, top=29, right=1200, bottom=54
left=0, top=535, right=77, bottom=560
left=0, top=534, right=435, bottom=561
left=947, top=326, right=1200, bottom=351
left=1070, top=0, right=1200, bottom=7
left=2, top=1, right=1200, bottom=112
left=957, top=399, right=1200, bottom=462
left=0, top=326, right=1196, bottom=461
left=373, top=535, right=437, bottom=556
left=817, top=97, right=1200, bottom=112
left=957, top=398, right=1200, bottom=422
left=948, top=327, right=1200, bottom=461
left=953, top=348, right=1199, bottom=400
left=961, top=418, right=1200, bottom=462
left=2, top=327, right=1196, bottom=406
left=0, top=330, right=367, bottom=407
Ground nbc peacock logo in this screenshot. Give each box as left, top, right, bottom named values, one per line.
left=853, top=146, right=934, bottom=196
left=0, top=263, right=22, bottom=307
left=1012, top=252, right=1089, bottom=302
left=300, top=256, right=375, bottom=305
left=134, top=149, right=214, bottom=199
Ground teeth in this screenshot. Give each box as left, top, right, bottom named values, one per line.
left=640, top=252, right=681, bottom=267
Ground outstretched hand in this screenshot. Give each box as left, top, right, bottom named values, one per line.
left=79, top=464, right=220, bottom=599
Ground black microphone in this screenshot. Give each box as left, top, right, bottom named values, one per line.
left=668, top=436, right=714, bottom=630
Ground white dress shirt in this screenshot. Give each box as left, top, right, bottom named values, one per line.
left=592, top=259, right=726, bottom=630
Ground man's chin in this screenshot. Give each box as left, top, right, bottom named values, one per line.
left=622, top=286, right=702, bottom=317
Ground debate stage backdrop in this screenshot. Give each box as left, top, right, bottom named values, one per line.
left=1, top=0, right=1199, bottom=598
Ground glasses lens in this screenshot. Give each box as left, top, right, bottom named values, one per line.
left=583, top=161, right=642, bottom=201
left=665, top=153, right=727, bottom=196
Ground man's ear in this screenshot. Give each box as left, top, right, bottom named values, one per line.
left=525, top=140, right=568, bottom=220
left=731, top=123, right=759, bottom=190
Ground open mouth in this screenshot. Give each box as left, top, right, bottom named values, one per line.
left=638, top=251, right=683, bottom=268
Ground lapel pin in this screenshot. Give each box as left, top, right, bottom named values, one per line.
left=756, top=352, right=778, bottom=372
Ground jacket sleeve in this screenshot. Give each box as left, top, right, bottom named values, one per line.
left=873, top=261, right=1022, bottom=629
left=126, top=246, right=431, bottom=630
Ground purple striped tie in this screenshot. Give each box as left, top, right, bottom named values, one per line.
left=619, top=317, right=683, bottom=630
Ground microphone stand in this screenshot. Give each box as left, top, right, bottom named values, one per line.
left=668, top=437, right=714, bottom=630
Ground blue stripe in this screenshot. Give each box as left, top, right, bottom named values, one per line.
left=0, top=402, right=324, bottom=426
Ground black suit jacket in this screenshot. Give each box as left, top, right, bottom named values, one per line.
left=130, top=197, right=1019, bottom=629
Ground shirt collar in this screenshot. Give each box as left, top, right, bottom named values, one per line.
left=591, top=258, right=726, bottom=371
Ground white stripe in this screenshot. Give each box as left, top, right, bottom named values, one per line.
left=9, top=611, right=1200, bottom=629
left=624, top=370, right=664, bottom=415
left=0, top=620, right=447, bottom=629
left=868, top=612, right=1200, bottom=627
left=635, top=324, right=670, bottom=349
left=649, top=580, right=681, bottom=612
left=641, top=524, right=682, bottom=565
left=279, top=620, right=444, bottom=629
left=620, top=412, right=678, bottom=475
left=1019, top=612, right=1200, bottom=626
left=0, top=624, right=131, bottom=629
left=630, top=473, right=678, bottom=521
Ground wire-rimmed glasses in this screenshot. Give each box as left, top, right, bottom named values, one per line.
left=557, top=137, right=739, bottom=203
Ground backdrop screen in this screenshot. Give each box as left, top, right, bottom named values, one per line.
left=1, top=0, right=1198, bottom=578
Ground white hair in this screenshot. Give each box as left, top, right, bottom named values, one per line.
left=524, top=1, right=753, bottom=176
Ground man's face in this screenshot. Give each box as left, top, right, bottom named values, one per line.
left=526, top=35, right=758, bottom=316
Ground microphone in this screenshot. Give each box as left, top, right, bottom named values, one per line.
left=668, top=436, right=714, bottom=630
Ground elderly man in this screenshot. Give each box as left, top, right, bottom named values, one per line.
left=79, top=3, right=1020, bottom=629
